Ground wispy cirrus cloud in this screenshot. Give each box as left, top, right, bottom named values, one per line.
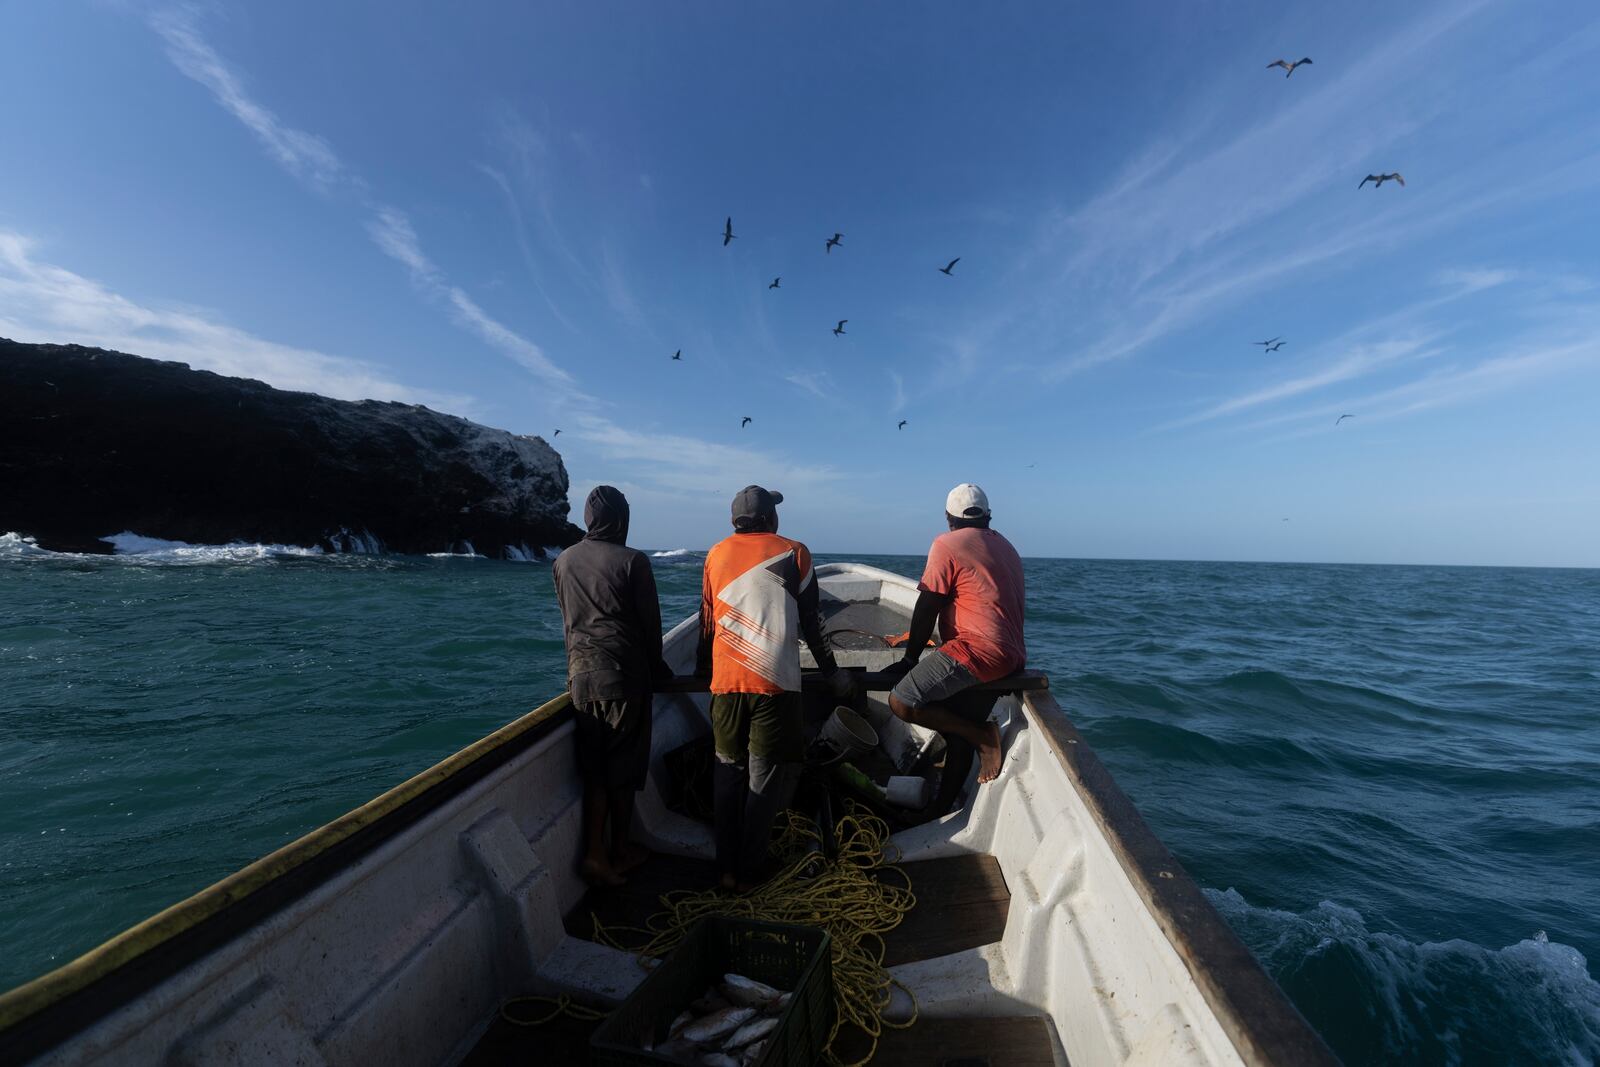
left=151, top=7, right=349, bottom=192
left=0, top=230, right=468, bottom=410
left=365, top=208, right=575, bottom=387
left=1163, top=268, right=1516, bottom=429
left=568, top=413, right=840, bottom=497
left=941, top=0, right=1600, bottom=391
left=153, top=7, right=574, bottom=392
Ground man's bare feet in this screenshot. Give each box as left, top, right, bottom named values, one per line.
left=976, top=721, right=1004, bottom=783
left=612, top=841, right=651, bottom=875
left=581, top=857, right=626, bottom=887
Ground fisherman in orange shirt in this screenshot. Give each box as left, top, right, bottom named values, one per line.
left=885, top=484, right=1026, bottom=798
left=697, top=486, right=853, bottom=891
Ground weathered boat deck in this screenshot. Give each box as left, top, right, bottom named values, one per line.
left=464, top=849, right=1060, bottom=1065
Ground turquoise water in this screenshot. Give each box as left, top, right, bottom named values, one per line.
left=3, top=538, right=1598, bottom=1064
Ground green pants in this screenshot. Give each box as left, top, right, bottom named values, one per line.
left=710, top=691, right=803, bottom=764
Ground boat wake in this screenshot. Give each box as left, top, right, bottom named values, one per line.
left=1207, top=887, right=1600, bottom=1065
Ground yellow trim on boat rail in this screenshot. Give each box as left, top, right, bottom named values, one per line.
left=0, top=692, right=574, bottom=1033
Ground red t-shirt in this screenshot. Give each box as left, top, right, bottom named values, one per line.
left=919, top=527, right=1026, bottom=681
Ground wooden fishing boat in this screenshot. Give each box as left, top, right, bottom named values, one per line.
left=0, top=562, right=1338, bottom=1066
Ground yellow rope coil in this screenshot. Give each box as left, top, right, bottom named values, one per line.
left=594, top=804, right=918, bottom=1066
left=500, top=992, right=608, bottom=1027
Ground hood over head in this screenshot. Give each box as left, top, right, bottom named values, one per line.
left=583, top=485, right=629, bottom=545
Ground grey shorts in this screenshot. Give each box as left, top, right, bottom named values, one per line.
left=572, top=692, right=652, bottom=790
left=891, top=650, right=985, bottom=712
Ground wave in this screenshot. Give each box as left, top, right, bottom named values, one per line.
left=0, top=530, right=326, bottom=564
left=0, top=532, right=54, bottom=559
left=1208, top=888, right=1600, bottom=1065
left=2, top=531, right=557, bottom=564
left=651, top=548, right=696, bottom=558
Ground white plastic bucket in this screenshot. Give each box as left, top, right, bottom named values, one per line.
left=819, top=706, right=878, bottom=762
left=885, top=775, right=930, bottom=808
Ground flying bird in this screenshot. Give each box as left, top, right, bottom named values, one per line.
left=769, top=277, right=780, bottom=289
left=1267, top=57, right=1313, bottom=77
left=553, top=429, right=560, bottom=436
left=825, top=233, right=842, bottom=253
left=722, top=217, right=736, bottom=245
left=741, top=416, right=752, bottom=428
left=1266, top=341, right=1286, bottom=352
left=939, top=257, right=960, bottom=275
left=897, top=420, right=907, bottom=430
left=672, top=349, right=682, bottom=361
left=1359, top=173, right=1405, bottom=189
left=833, top=319, right=848, bottom=336
left=1336, top=414, right=1354, bottom=426
left=1253, top=337, right=1282, bottom=347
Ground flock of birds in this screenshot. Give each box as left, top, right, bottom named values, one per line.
left=706, top=214, right=959, bottom=433
left=551, top=57, right=1391, bottom=445
left=1249, top=56, right=1404, bottom=433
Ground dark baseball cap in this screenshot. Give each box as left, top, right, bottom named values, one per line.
left=731, top=485, right=783, bottom=528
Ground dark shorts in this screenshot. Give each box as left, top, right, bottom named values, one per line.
left=572, top=691, right=652, bottom=790
left=891, top=650, right=999, bottom=724
left=710, top=691, right=803, bottom=765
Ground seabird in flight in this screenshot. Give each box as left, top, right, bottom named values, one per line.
left=1253, top=337, right=1282, bottom=347
left=741, top=416, right=752, bottom=428
left=1267, top=58, right=1313, bottom=77
left=939, top=257, right=961, bottom=275
left=825, top=232, right=842, bottom=253
left=833, top=319, right=848, bottom=336
left=672, top=349, right=682, bottom=361
left=897, top=420, right=907, bottom=430
left=1336, top=414, right=1354, bottom=426
left=1359, top=173, right=1405, bottom=189
left=1266, top=341, right=1286, bottom=352
left=553, top=429, right=560, bottom=436
left=769, top=277, right=780, bottom=289
left=723, top=217, right=737, bottom=245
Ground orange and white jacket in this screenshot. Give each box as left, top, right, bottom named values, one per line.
left=695, top=530, right=837, bottom=694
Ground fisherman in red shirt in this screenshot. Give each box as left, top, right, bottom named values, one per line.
left=886, top=484, right=1026, bottom=792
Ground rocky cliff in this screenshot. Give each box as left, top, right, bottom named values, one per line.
left=0, top=339, right=582, bottom=557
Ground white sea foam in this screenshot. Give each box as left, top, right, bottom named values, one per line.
left=651, top=548, right=696, bottom=558
left=1206, top=887, right=1600, bottom=1063
left=106, top=532, right=324, bottom=562
left=0, top=532, right=53, bottom=559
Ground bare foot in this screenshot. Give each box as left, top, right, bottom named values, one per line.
left=976, top=721, right=1004, bottom=783
left=581, top=857, right=626, bottom=887
left=612, top=841, right=651, bottom=874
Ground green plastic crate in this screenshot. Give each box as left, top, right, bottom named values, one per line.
left=590, top=917, right=834, bottom=1066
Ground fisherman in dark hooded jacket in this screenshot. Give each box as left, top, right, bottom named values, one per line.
left=552, top=486, right=670, bottom=886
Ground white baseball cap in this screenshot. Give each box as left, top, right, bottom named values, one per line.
left=945, top=483, right=990, bottom=519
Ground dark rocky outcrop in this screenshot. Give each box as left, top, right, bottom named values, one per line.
left=0, top=338, right=582, bottom=557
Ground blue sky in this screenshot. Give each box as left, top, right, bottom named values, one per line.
left=3, top=1, right=1598, bottom=566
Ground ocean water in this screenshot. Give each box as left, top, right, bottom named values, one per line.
left=2, top=534, right=1597, bottom=1065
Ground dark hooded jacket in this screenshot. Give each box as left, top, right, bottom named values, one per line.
left=551, top=486, right=670, bottom=704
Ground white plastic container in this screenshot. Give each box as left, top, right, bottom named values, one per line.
left=819, top=706, right=878, bottom=762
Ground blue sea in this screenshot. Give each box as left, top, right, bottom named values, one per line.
left=2, top=535, right=1597, bottom=1065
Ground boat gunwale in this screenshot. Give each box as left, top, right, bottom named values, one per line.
left=0, top=691, right=575, bottom=1063
left=1022, top=688, right=1341, bottom=1067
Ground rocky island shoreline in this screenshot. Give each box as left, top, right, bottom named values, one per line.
left=0, top=338, right=582, bottom=557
